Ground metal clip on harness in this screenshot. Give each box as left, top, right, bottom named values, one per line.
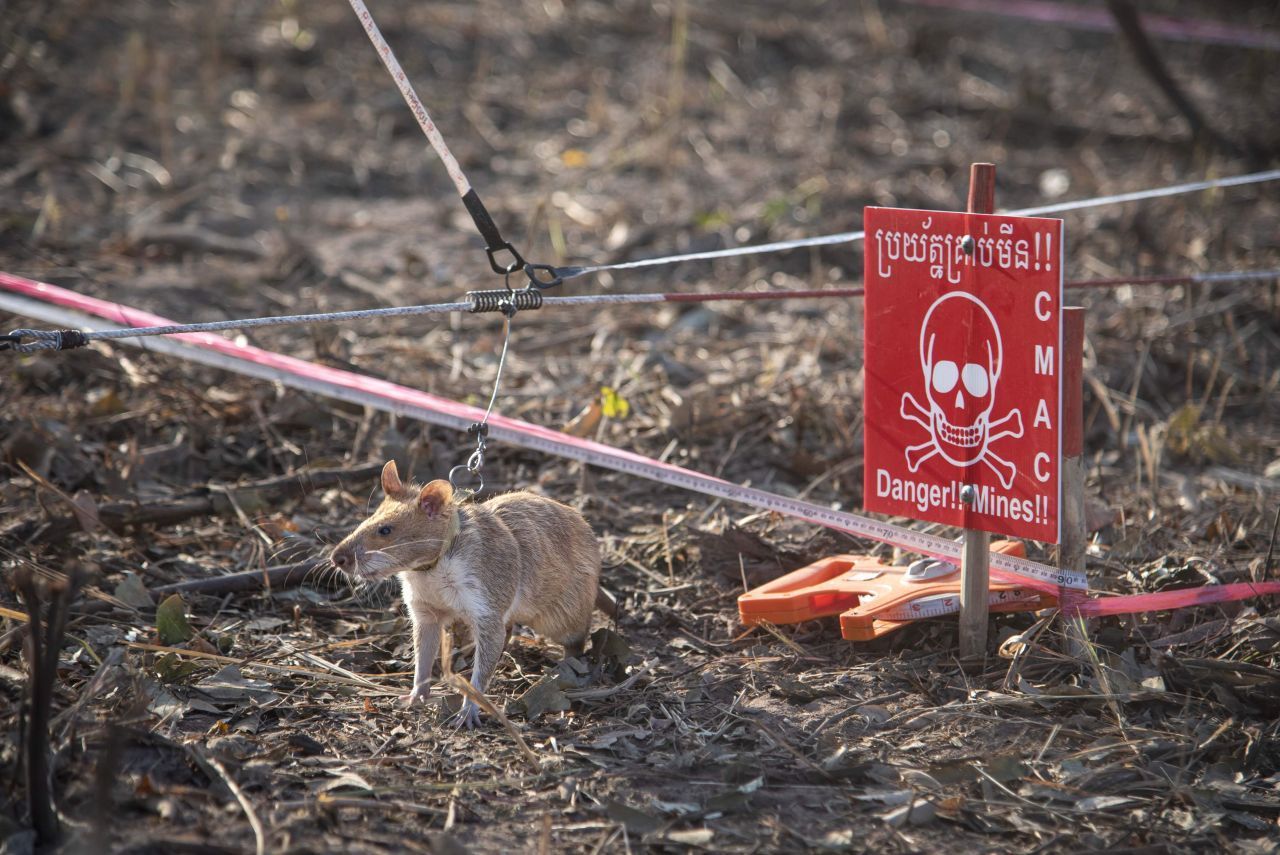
left=449, top=423, right=489, bottom=497
left=466, top=286, right=543, bottom=315
left=466, top=265, right=548, bottom=315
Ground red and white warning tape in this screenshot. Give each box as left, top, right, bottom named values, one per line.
left=5, top=272, right=1280, bottom=613
left=0, top=271, right=1082, bottom=592
left=897, top=0, right=1280, bottom=52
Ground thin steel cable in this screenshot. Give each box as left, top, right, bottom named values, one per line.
left=1066, top=269, right=1280, bottom=289
left=480, top=316, right=512, bottom=426
left=448, top=313, right=514, bottom=495
left=10, top=166, right=1269, bottom=351
left=553, top=168, right=1280, bottom=281
left=5, top=269, right=1278, bottom=353
left=1009, top=169, right=1280, bottom=216
left=6, top=301, right=470, bottom=352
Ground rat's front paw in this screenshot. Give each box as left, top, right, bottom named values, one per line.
left=450, top=699, right=483, bottom=730
left=400, top=684, right=431, bottom=708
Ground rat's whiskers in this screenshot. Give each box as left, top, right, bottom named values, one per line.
left=306, top=558, right=344, bottom=594
left=381, top=537, right=444, bottom=553
left=362, top=550, right=399, bottom=577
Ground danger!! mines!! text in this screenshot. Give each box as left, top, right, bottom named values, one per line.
left=874, top=470, right=1050, bottom=527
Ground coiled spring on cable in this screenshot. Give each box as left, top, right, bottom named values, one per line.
left=466, top=287, right=544, bottom=314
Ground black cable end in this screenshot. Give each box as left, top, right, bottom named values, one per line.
left=1, top=329, right=90, bottom=352
left=523, top=263, right=563, bottom=290
left=56, top=330, right=88, bottom=350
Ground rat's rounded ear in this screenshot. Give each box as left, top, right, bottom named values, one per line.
left=417, top=480, right=453, bottom=517
left=381, top=460, right=404, bottom=497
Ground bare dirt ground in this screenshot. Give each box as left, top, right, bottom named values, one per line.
left=3, top=1, right=1280, bottom=852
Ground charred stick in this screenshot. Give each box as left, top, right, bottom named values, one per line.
left=14, top=565, right=86, bottom=846
left=15, top=569, right=55, bottom=845
left=153, top=559, right=332, bottom=595
left=1262, top=505, right=1279, bottom=584
left=3, top=462, right=381, bottom=544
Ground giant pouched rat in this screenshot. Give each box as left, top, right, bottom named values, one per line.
left=330, top=461, right=613, bottom=727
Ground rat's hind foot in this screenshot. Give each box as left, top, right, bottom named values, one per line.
left=450, top=699, right=483, bottom=730
left=400, top=684, right=431, bottom=707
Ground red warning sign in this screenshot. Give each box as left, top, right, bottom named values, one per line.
left=863, top=207, right=1064, bottom=543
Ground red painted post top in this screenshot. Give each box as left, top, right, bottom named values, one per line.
left=968, top=163, right=996, bottom=215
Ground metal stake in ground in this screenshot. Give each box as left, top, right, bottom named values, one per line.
left=1060, top=306, right=1090, bottom=649
left=959, top=162, right=996, bottom=663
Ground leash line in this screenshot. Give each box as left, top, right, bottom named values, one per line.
left=346, top=0, right=560, bottom=286
left=347, top=0, right=471, bottom=198
left=449, top=311, right=515, bottom=497
left=4, top=271, right=1278, bottom=352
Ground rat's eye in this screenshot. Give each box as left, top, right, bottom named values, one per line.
left=377, top=524, right=393, bottom=536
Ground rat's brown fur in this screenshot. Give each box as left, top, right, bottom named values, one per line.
left=330, top=461, right=605, bottom=724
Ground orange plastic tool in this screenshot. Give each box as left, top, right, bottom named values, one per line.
left=738, top=540, right=1057, bottom=641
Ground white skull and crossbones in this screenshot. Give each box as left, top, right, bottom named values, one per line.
left=899, top=292, right=1023, bottom=489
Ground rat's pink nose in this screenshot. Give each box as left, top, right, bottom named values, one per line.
left=331, top=546, right=351, bottom=570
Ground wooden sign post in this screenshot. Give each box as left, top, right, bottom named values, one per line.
left=958, top=163, right=996, bottom=661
